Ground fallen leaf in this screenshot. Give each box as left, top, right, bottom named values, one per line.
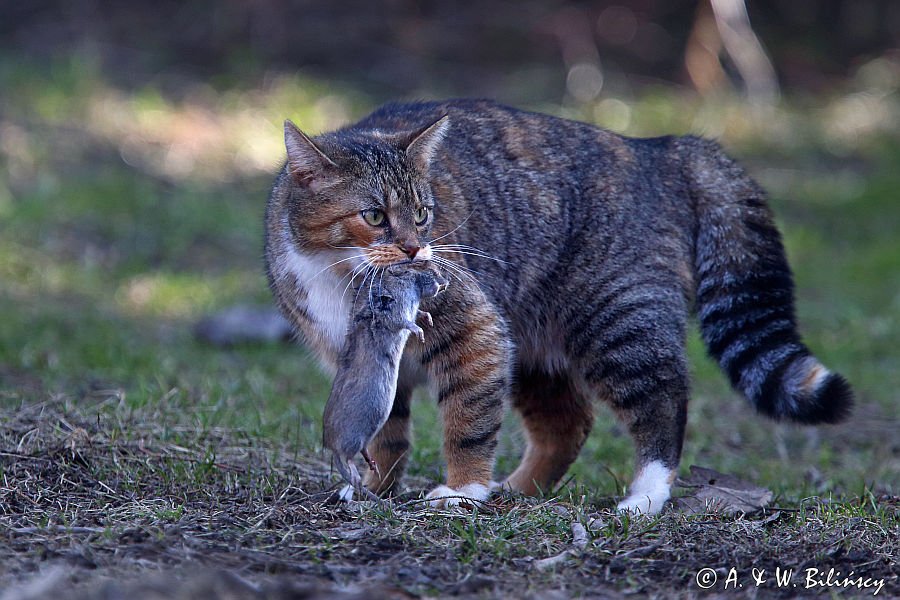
left=674, top=466, right=773, bottom=515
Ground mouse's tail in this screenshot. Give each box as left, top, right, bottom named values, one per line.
left=332, top=453, right=361, bottom=488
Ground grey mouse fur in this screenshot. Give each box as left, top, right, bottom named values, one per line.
left=322, top=262, right=447, bottom=499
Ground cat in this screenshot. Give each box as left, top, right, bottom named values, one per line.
left=323, top=261, right=446, bottom=500
left=265, top=98, right=853, bottom=513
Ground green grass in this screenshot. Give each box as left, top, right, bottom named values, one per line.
left=1, top=55, right=898, bottom=514
left=0, top=59, right=900, bottom=593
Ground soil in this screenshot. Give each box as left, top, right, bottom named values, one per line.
left=1, top=399, right=896, bottom=599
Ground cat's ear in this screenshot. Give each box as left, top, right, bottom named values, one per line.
left=284, top=120, right=340, bottom=191
left=403, top=115, right=450, bottom=173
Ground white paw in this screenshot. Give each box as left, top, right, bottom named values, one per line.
left=426, top=483, right=491, bottom=508
left=616, top=493, right=667, bottom=515
left=616, top=461, right=673, bottom=515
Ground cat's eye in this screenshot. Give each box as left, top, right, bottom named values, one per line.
left=362, top=209, right=386, bottom=227
left=414, top=206, right=430, bottom=225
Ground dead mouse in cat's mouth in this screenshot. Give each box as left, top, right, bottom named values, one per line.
left=322, top=261, right=447, bottom=500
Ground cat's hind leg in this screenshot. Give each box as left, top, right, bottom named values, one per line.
left=504, top=367, right=594, bottom=495
left=609, top=354, right=688, bottom=514
left=569, top=285, right=689, bottom=515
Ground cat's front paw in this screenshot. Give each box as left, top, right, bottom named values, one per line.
left=426, top=483, right=491, bottom=509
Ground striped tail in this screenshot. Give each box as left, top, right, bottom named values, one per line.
left=683, top=137, right=853, bottom=424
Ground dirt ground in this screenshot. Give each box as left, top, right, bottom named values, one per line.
left=1, top=399, right=896, bottom=599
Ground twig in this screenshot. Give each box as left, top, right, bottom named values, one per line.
left=533, top=550, right=570, bottom=571
left=0, top=452, right=53, bottom=462
left=619, top=541, right=663, bottom=559
left=534, top=520, right=590, bottom=571
left=571, top=521, right=588, bottom=551
left=9, top=525, right=106, bottom=535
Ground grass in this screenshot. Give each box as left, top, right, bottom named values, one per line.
left=1, top=54, right=898, bottom=597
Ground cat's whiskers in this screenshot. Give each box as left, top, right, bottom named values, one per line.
left=430, top=243, right=500, bottom=255
left=428, top=208, right=477, bottom=245
left=430, top=245, right=510, bottom=265
left=339, top=260, right=372, bottom=306
left=336, top=258, right=367, bottom=287
left=366, top=265, right=384, bottom=312
left=429, top=251, right=490, bottom=279
left=434, top=261, right=478, bottom=289
left=378, top=266, right=387, bottom=297
left=445, top=260, right=486, bottom=284
left=305, top=253, right=368, bottom=285
left=353, top=265, right=378, bottom=308
left=327, top=243, right=364, bottom=250
left=431, top=256, right=481, bottom=288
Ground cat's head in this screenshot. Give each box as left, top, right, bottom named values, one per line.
left=281, top=115, right=449, bottom=268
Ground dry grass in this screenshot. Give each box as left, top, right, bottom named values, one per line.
left=2, top=399, right=896, bottom=599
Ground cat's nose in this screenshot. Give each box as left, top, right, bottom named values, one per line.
left=400, top=242, right=420, bottom=259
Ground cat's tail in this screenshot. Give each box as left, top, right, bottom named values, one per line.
left=682, top=137, right=853, bottom=424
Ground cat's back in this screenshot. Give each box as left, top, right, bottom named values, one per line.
left=356, top=98, right=688, bottom=210
left=357, top=98, right=609, bottom=155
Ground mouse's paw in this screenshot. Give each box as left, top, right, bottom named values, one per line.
left=335, top=484, right=355, bottom=503
left=418, top=310, right=434, bottom=328
left=405, top=320, right=425, bottom=344
left=425, top=483, right=491, bottom=509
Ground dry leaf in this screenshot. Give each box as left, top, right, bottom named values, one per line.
left=674, top=466, right=773, bottom=515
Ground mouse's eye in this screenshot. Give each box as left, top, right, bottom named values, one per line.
left=377, top=294, right=394, bottom=310
left=362, top=209, right=387, bottom=227
left=414, top=206, right=430, bottom=226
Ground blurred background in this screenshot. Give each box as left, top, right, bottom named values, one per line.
left=1, top=1, right=898, bottom=497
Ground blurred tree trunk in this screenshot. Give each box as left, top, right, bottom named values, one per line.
left=685, top=0, right=780, bottom=104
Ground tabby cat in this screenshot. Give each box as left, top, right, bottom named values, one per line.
left=265, top=99, right=852, bottom=513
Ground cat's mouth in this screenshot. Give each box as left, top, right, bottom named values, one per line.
left=364, top=244, right=432, bottom=267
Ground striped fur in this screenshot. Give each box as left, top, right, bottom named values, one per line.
left=265, top=99, right=853, bottom=513
left=685, top=137, right=853, bottom=424
left=415, top=274, right=513, bottom=500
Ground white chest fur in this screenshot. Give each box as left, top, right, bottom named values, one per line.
left=281, top=246, right=356, bottom=356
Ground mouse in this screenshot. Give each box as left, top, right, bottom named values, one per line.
left=322, top=261, right=447, bottom=500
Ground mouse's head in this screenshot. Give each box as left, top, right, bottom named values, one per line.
left=386, top=262, right=448, bottom=300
